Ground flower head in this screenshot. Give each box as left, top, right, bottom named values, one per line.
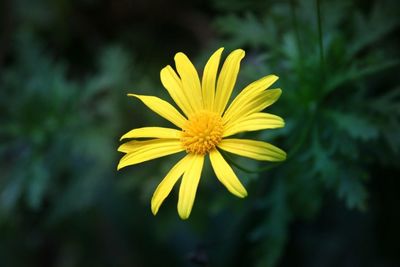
left=118, top=48, right=286, bottom=219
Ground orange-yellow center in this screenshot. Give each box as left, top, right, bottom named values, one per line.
left=181, top=111, right=224, bottom=155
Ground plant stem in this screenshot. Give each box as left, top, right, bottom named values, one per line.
left=290, top=0, right=303, bottom=59
left=316, top=0, right=325, bottom=72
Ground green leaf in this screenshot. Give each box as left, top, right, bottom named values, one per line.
left=310, top=130, right=339, bottom=186
left=328, top=111, right=379, bottom=141
left=325, top=60, right=399, bottom=94
left=370, top=88, right=400, bottom=154
left=215, top=13, right=274, bottom=48
left=337, top=172, right=368, bottom=210
left=0, top=174, right=25, bottom=213
left=26, top=158, right=50, bottom=210
left=348, top=3, right=400, bottom=57
left=250, top=179, right=290, bottom=267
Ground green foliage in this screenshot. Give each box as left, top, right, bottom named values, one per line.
left=214, top=0, right=400, bottom=266
left=0, top=0, right=399, bottom=266
left=0, top=31, right=134, bottom=218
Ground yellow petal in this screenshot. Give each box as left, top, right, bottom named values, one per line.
left=202, top=48, right=224, bottom=110
left=223, top=113, right=284, bottom=137
left=151, top=155, right=190, bottom=215
left=160, top=65, right=195, bottom=116
left=223, top=74, right=278, bottom=121
left=214, top=49, right=245, bottom=114
left=223, top=89, right=282, bottom=125
left=117, top=139, right=184, bottom=170
left=174, top=52, right=203, bottom=110
left=120, top=127, right=181, bottom=140
left=177, top=154, right=204, bottom=219
left=128, top=94, right=187, bottom=128
left=118, top=139, right=155, bottom=153
left=218, top=139, right=286, bottom=161
left=209, top=149, right=247, bottom=198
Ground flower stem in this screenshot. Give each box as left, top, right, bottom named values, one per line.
left=290, top=0, right=303, bottom=59
left=316, top=0, right=325, bottom=72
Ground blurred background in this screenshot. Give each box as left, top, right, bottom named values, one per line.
left=1, top=0, right=400, bottom=266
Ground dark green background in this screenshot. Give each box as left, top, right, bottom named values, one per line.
left=1, top=0, right=399, bottom=266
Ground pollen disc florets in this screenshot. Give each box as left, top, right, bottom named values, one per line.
left=181, top=111, right=224, bottom=155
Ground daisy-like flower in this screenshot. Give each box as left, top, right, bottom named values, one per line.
left=118, top=48, right=286, bottom=219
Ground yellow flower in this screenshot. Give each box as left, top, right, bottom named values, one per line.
left=118, top=48, right=286, bottom=219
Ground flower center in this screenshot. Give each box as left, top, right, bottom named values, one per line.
left=181, top=111, right=224, bottom=155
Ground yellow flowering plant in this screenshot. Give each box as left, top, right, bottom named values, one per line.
left=118, top=48, right=286, bottom=219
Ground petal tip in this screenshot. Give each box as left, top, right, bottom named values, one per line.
left=273, top=88, right=283, bottom=99
left=267, top=75, right=279, bottom=86
left=215, top=47, right=225, bottom=53
left=174, top=52, right=187, bottom=60
left=178, top=204, right=191, bottom=220
left=178, top=212, right=190, bottom=220
left=117, top=163, right=123, bottom=171
left=234, top=49, right=245, bottom=58
left=151, top=203, right=159, bottom=216
left=279, top=151, right=287, bottom=161
left=160, top=65, right=173, bottom=75
left=270, top=74, right=279, bottom=80
left=119, top=133, right=128, bottom=141
left=237, top=190, right=248, bottom=198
